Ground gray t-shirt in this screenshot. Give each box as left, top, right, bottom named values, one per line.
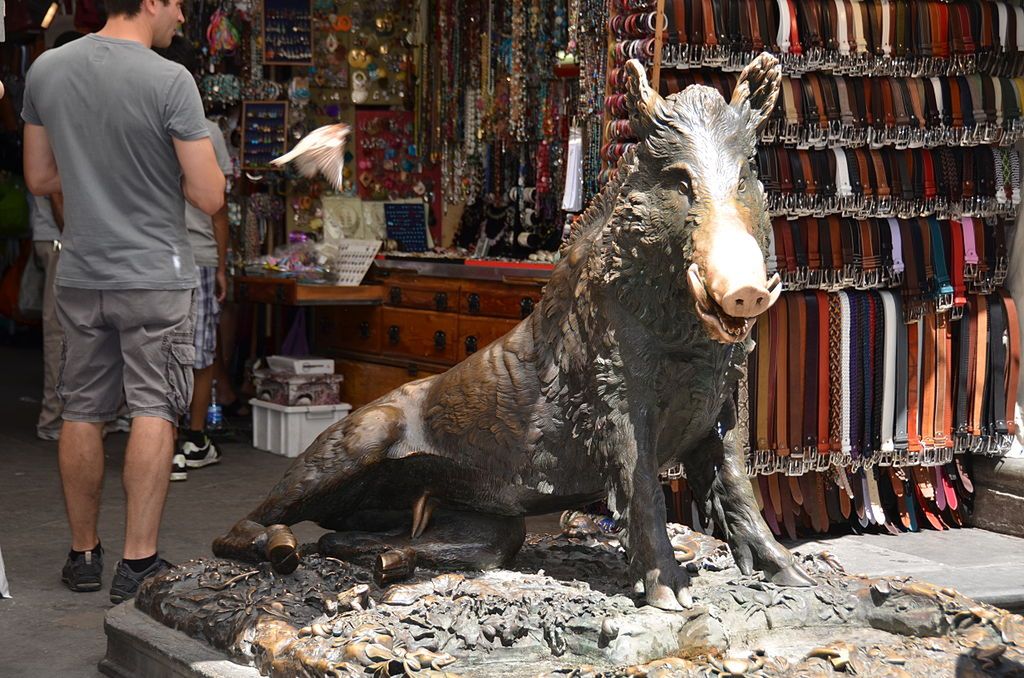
left=29, top=195, right=60, bottom=242
left=21, top=35, right=209, bottom=290
left=185, top=119, right=232, bottom=268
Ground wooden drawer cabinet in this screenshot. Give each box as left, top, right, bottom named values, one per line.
left=457, top=315, right=520, bottom=360
left=315, top=268, right=548, bottom=406
left=381, top=307, right=459, bottom=364
left=385, top=278, right=460, bottom=313
left=335, top=357, right=444, bottom=408
left=315, top=307, right=382, bottom=355
left=459, top=280, right=543, bottom=320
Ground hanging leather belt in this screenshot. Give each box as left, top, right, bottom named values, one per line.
left=620, top=0, right=1024, bottom=76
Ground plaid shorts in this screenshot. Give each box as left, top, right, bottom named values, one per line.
left=193, top=267, right=221, bottom=370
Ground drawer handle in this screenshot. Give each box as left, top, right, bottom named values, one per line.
left=520, top=297, right=535, bottom=318
left=434, top=330, right=446, bottom=351
left=389, top=287, right=402, bottom=305
left=465, top=335, right=478, bottom=354
left=388, top=325, right=400, bottom=345
left=358, top=321, right=370, bottom=339
left=468, top=293, right=481, bottom=314
left=434, top=292, right=448, bottom=312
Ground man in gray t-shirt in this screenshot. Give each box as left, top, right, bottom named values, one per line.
left=22, top=0, right=225, bottom=603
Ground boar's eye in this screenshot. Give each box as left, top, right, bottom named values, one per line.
left=677, top=169, right=693, bottom=199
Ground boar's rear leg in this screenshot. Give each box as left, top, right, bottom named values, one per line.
left=684, top=426, right=814, bottom=587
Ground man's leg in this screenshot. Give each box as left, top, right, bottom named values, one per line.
left=190, top=365, right=215, bottom=433
left=35, top=241, right=62, bottom=439
left=109, top=287, right=195, bottom=602
left=179, top=267, right=221, bottom=473
left=122, top=416, right=175, bottom=559
left=54, top=286, right=122, bottom=593
left=59, top=421, right=105, bottom=551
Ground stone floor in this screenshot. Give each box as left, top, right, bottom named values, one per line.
left=1, top=342, right=1023, bottom=676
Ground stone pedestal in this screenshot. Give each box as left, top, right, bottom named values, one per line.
left=103, top=526, right=1024, bottom=677
left=971, top=456, right=1024, bottom=538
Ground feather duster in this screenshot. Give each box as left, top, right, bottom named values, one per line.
left=270, top=123, right=350, bottom=191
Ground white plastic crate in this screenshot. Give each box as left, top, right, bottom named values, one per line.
left=266, top=355, right=335, bottom=375
left=251, top=399, right=352, bottom=458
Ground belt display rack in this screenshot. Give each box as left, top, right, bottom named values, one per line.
left=605, top=0, right=1024, bottom=535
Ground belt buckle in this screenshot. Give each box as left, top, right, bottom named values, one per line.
left=816, top=451, right=831, bottom=472
left=936, top=291, right=954, bottom=313
left=921, top=447, right=935, bottom=466
left=807, top=46, right=823, bottom=69
left=950, top=304, right=965, bottom=321
left=996, top=257, right=1009, bottom=283
left=662, top=43, right=675, bottom=68
left=894, top=126, right=910, bottom=149
left=984, top=124, right=1000, bottom=145
left=689, top=43, right=702, bottom=68
left=784, top=122, right=800, bottom=145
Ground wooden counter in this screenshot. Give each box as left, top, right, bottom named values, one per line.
left=233, top=276, right=386, bottom=306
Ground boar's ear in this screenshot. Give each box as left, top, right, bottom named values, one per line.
left=624, top=59, right=667, bottom=139
left=730, top=52, right=781, bottom=136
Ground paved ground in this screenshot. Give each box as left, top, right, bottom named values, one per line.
left=1, top=342, right=1022, bottom=676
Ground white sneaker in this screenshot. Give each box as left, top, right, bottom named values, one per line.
left=170, top=453, right=188, bottom=481
left=181, top=435, right=221, bottom=468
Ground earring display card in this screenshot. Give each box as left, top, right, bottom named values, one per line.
left=264, top=0, right=313, bottom=65
left=354, top=110, right=425, bottom=200
left=384, top=202, right=430, bottom=253
left=331, top=239, right=382, bottom=286
left=241, top=101, right=289, bottom=171
left=310, top=0, right=413, bottom=106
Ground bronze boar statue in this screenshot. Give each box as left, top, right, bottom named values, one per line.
left=214, top=53, right=814, bottom=610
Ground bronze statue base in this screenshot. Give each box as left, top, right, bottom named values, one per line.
left=127, top=525, right=1024, bottom=677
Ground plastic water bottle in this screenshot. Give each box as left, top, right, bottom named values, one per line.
left=206, top=379, right=224, bottom=431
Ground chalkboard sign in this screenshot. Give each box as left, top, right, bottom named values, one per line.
left=384, top=202, right=429, bottom=253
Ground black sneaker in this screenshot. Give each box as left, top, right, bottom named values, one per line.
left=109, top=558, right=172, bottom=604
left=181, top=433, right=221, bottom=468
left=61, top=547, right=103, bottom=592
left=170, top=453, right=187, bottom=481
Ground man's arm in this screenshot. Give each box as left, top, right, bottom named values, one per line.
left=23, top=124, right=62, bottom=196
left=173, top=137, right=225, bottom=216
left=213, top=204, right=229, bottom=302
left=50, top=192, right=65, bottom=233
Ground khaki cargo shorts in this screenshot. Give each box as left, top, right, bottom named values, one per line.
left=55, top=286, right=197, bottom=424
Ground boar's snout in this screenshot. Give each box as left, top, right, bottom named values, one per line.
left=719, top=284, right=771, bottom=319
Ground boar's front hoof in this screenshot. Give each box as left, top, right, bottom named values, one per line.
left=644, top=566, right=694, bottom=611
left=770, top=562, right=815, bottom=587
left=265, top=524, right=300, bottom=575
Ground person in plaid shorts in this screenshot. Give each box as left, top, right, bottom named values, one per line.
left=157, top=36, right=232, bottom=481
